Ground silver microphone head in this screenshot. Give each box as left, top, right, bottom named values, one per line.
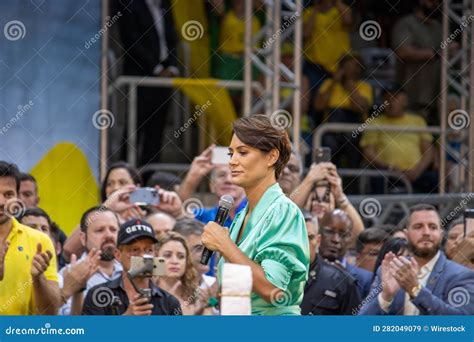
left=219, top=194, right=234, bottom=210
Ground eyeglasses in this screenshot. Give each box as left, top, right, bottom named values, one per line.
left=321, top=227, right=351, bottom=240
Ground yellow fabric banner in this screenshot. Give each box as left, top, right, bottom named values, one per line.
left=31, top=142, right=99, bottom=234
left=172, top=78, right=237, bottom=146
left=171, top=0, right=210, bottom=78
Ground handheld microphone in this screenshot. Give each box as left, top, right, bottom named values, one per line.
left=201, top=194, right=234, bottom=265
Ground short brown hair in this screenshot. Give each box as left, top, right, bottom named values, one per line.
left=407, top=204, right=440, bottom=227
left=232, top=114, right=291, bottom=179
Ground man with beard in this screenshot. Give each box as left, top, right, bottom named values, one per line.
left=0, top=161, right=60, bottom=315
left=359, top=204, right=474, bottom=315
left=58, top=206, right=122, bottom=315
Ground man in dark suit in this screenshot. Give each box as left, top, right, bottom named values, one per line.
left=318, top=209, right=373, bottom=299
left=301, top=212, right=361, bottom=315
left=119, top=0, right=178, bottom=165
left=359, top=204, right=474, bottom=315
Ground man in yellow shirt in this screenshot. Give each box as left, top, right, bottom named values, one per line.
left=316, top=53, right=373, bottom=171
left=303, top=0, right=353, bottom=125
left=360, top=87, right=438, bottom=193
left=217, top=0, right=261, bottom=112
left=0, top=161, right=60, bottom=315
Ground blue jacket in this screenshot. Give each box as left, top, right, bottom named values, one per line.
left=358, top=252, right=474, bottom=315
left=346, top=263, right=373, bottom=299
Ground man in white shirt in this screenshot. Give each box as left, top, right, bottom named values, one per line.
left=58, top=206, right=123, bottom=315
left=359, top=204, right=474, bottom=315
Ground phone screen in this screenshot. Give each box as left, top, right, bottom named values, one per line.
left=314, top=147, right=331, bottom=164
left=129, top=188, right=159, bottom=206
left=212, top=146, right=231, bottom=165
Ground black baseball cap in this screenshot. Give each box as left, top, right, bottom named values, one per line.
left=117, top=219, right=158, bottom=246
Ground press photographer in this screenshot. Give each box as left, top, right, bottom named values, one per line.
left=82, top=219, right=181, bottom=315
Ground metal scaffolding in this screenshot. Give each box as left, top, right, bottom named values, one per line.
left=440, top=0, right=474, bottom=193
left=243, top=0, right=303, bottom=153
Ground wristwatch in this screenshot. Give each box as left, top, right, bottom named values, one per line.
left=409, top=284, right=422, bottom=299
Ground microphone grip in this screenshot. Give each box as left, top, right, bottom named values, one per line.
left=200, top=207, right=230, bottom=265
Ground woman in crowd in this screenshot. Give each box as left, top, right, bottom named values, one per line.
left=64, top=162, right=182, bottom=260
left=155, top=232, right=211, bottom=315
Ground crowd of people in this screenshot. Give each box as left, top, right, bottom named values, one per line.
left=1, top=0, right=472, bottom=318
left=1, top=136, right=473, bottom=315
left=109, top=0, right=459, bottom=194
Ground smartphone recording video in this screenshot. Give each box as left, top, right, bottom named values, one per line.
left=130, top=256, right=166, bottom=277
left=212, top=146, right=231, bottom=165
left=314, top=147, right=331, bottom=164
left=129, top=187, right=160, bottom=206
